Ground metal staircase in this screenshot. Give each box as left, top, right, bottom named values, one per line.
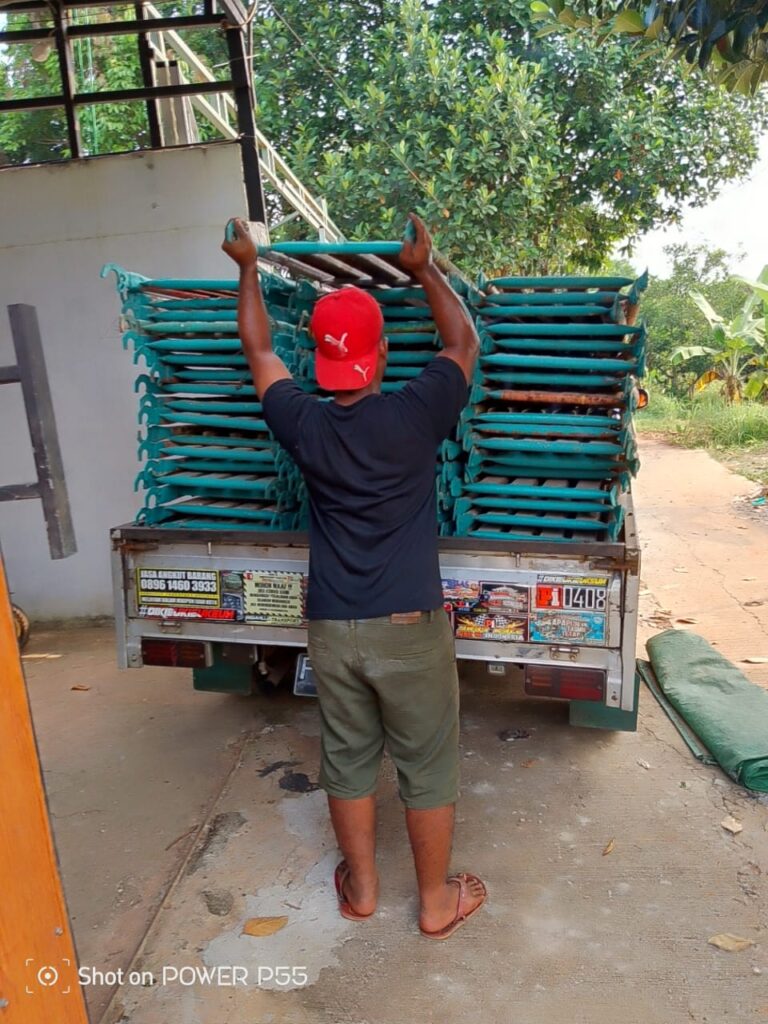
left=141, top=2, right=343, bottom=241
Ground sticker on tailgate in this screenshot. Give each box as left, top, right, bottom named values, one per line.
left=135, top=567, right=308, bottom=624
left=136, top=568, right=220, bottom=608
left=536, top=584, right=607, bottom=612
left=529, top=611, right=606, bottom=644
left=242, top=570, right=305, bottom=626
left=442, top=573, right=612, bottom=645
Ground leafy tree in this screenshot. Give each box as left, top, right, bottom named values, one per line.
left=530, top=1, right=768, bottom=94
left=251, top=0, right=767, bottom=272
left=638, top=244, right=751, bottom=396
left=3, top=0, right=768, bottom=278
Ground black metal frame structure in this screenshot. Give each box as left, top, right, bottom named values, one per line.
left=1, top=305, right=77, bottom=560
left=0, top=0, right=267, bottom=220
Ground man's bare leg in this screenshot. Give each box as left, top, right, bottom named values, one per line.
left=406, top=804, right=485, bottom=933
left=328, top=794, right=379, bottom=915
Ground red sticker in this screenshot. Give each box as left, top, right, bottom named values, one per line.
left=536, top=585, right=563, bottom=609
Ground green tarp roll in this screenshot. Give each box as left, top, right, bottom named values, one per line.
left=643, top=629, right=768, bottom=792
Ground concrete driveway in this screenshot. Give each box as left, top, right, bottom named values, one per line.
left=21, top=440, right=768, bottom=1023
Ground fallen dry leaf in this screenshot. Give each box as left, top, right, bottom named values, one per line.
left=602, top=838, right=615, bottom=856
left=673, top=567, right=689, bottom=573
left=71, top=684, right=91, bottom=692
left=22, top=653, right=62, bottom=660
left=721, top=816, right=743, bottom=835
left=743, top=577, right=757, bottom=582
left=675, top=617, right=698, bottom=624
left=637, top=759, right=651, bottom=770
left=241, top=916, right=288, bottom=938
left=707, top=933, right=755, bottom=953
left=521, top=758, right=537, bottom=768
left=742, top=657, right=768, bottom=664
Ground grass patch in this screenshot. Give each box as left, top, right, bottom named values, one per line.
left=636, top=392, right=768, bottom=485
left=720, top=443, right=768, bottom=486
left=635, top=391, right=686, bottom=433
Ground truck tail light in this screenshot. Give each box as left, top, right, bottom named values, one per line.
left=141, top=638, right=209, bottom=668
left=524, top=665, right=605, bottom=702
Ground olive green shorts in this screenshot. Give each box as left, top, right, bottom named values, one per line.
left=307, top=609, right=460, bottom=810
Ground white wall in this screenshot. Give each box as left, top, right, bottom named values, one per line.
left=0, top=142, right=248, bottom=618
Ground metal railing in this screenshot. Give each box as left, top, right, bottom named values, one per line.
left=0, top=0, right=342, bottom=240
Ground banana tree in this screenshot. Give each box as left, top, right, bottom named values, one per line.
left=735, top=268, right=768, bottom=399
left=672, top=267, right=768, bottom=402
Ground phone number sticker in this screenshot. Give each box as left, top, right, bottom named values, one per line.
left=136, top=568, right=220, bottom=608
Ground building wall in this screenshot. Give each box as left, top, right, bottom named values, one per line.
left=0, top=142, right=247, bottom=618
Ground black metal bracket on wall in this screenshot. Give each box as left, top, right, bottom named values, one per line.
left=0, top=305, right=77, bottom=560
left=0, top=0, right=267, bottom=223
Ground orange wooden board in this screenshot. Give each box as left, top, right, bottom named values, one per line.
left=0, top=560, right=89, bottom=1023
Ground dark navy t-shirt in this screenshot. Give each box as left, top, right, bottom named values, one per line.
left=262, top=356, right=468, bottom=620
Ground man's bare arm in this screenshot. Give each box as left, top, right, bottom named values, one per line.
left=399, top=213, right=480, bottom=383
left=221, top=218, right=292, bottom=400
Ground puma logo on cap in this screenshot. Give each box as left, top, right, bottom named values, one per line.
left=323, top=331, right=349, bottom=355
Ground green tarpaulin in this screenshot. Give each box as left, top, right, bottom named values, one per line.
left=639, top=629, right=768, bottom=792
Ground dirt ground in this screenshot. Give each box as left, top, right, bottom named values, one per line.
left=20, top=439, right=768, bottom=1024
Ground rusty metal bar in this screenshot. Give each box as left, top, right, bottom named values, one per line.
left=489, top=389, right=625, bottom=407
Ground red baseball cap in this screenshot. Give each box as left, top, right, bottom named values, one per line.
left=309, top=286, right=384, bottom=391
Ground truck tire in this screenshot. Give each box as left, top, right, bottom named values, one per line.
left=253, top=646, right=300, bottom=696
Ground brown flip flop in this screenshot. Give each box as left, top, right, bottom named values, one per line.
left=334, top=860, right=375, bottom=922
left=419, top=872, right=487, bottom=940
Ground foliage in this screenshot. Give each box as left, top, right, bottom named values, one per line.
left=637, top=390, right=768, bottom=456
left=637, top=244, right=751, bottom=397
left=251, top=0, right=767, bottom=273
left=0, top=2, right=229, bottom=165
left=3, top=0, right=768, bottom=277
left=672, top=266, right=768, bottom=402
left=531, top=0, right=768, bottom=94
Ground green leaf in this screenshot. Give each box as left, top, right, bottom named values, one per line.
left=689, top=291, right=725, bottom=327
left=744, top=375, right=767, bottom=400
left=612, top=10, right=646, bottom=34
left=733, top=61, right=759, bottom=96
left=671, top=346, right=716, bottom=363
left=530, top=1, right=551, bottom=12
left=735, top=276, right=768, bottom=304
left=645, top=15, right=665, bottom=41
